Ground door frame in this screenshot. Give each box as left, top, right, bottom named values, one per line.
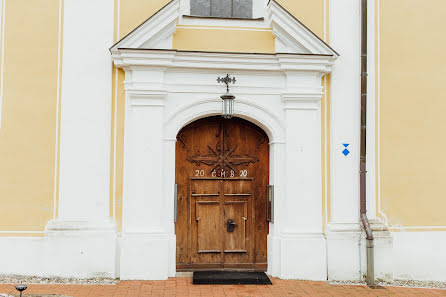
left=165, top=103, right=286, bottom=275
left=173, top=112, right=271, bottom=271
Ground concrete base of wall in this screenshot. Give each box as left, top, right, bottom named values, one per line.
left=391, top=231, right=446, bottom=282
left=43, top=219, right=117, bottom=278
left=1, top=228, right=445, bottom=282
left=326, top=221, right=393, bottom=282
left=119, top=234, right=176, bottom=280
left=268, top=234, right=327, bottom=281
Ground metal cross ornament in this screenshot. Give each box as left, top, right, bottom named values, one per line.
left=217, top=74, right=236, bottom=92
left=217, top=74, right=237, bottom=119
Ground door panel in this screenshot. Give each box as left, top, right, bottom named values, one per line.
left=196, top=201, right=221, bottom=253
left=190, top=179, right=222, bottom=265
left=175, top=116, right=269, bottom=270
left=224, top=201, right=247, bottom=253
left=222, top=179, right=253, bottom=265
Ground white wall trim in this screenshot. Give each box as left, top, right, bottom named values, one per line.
left=112, top=0, right=121, bottom=221
left=164, top=97, right=286, bottom=143
left=0, top=231, right=44, bottom=234
left=176, top=25, right=271, bottom=32
left=0, top=0, right=6, bottom=130
left=112, top=50, right=335, bottom=72
left=389, top=226, right=446, bottom=231
left=323, top=0, right=328, bottom=228
left=53, top=0, right=63, bottom=220
left=376, top=0, right=388, bottom=226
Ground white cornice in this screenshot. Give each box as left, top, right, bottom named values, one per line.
left=112, top=49, right=335, bottom=74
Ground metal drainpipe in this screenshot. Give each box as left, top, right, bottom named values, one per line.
left=360, top=0, right=375, bottom=287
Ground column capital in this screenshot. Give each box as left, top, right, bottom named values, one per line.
left=127, top=90, right=168, bottom=107
left=281, top=92, right=322, bottom=110
left=44, top=218, right=117, bottom=235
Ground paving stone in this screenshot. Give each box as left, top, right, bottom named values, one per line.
left=0, top=277, right=445, bottom=297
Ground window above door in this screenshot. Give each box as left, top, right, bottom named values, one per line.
left=190, top=0, right=253, bottom=19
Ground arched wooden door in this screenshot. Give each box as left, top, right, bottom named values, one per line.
left=175, top=116, right=269, bottom=271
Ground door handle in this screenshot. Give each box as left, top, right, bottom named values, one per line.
left=227, top=219, right=237, bottom=232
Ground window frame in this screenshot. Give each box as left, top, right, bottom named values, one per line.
left=189, top=0, right=254, bottom=19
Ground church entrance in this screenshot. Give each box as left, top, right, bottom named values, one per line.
left=175, top=116, right=269, bottom=271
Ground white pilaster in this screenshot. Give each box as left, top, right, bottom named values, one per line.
left=44, top=0, right=116, bottom=278
left=282, top=95, right=323, bottom=235
left=267, top=67, right=327, bottom=280
left=120, top=70, right=175, bottom=280
left=327, top=0, right=362, bottom=281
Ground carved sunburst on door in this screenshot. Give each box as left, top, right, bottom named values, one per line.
left=187, top=143, right=259, bottom=173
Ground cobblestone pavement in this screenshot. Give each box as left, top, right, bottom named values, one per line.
left=1, top=277, right=446, bottom=297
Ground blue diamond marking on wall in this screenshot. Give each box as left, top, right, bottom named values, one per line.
left=342, top=143, right=350, bottom=156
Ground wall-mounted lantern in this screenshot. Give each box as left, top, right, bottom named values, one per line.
left=217, top=74, right=236, bottom=119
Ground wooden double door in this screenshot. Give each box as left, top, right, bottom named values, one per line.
left=175, top=116, right=269, bottom=271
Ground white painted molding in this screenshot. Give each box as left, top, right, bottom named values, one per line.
left=0, top=231, right=44, bottom=234
left=45, top=219, right=117, bottom=233
left=178, top=17, right=267, bottom=29
left=267, top=0, right=339, bottom=56
left=163, top=98, right=286, bottom=143
left=128, top=92, right=167, bottom=107
left=0, top=0, right=5, bottom=130
left=112, top=49, right=335, bottom=73
left=281, top=93, right=322, bottom=110
left=375, top=0, right=389, bottom=227
left=110, top=0, right=179, bottom=51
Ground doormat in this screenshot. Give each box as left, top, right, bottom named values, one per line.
left=193, top=271, right=272, bottom=285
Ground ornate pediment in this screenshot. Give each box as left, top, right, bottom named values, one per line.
left=110, top=0, right=338, bottom=57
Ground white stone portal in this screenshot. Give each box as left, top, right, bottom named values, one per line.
left=111, top=50, right=334, bottom=279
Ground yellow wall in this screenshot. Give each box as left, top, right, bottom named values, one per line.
left=0, top=0, right=441, bottom=234
left=379, top=0, right=446, bottom=228
left=0, top=0, right=331, bottom=234
left=172, top=0, right=326, bottom=53
left=277, top=0, right=325, bottom=39
left=173, top=26, right=275, bottom=53
left=0, top=0, right=60, bottom=233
